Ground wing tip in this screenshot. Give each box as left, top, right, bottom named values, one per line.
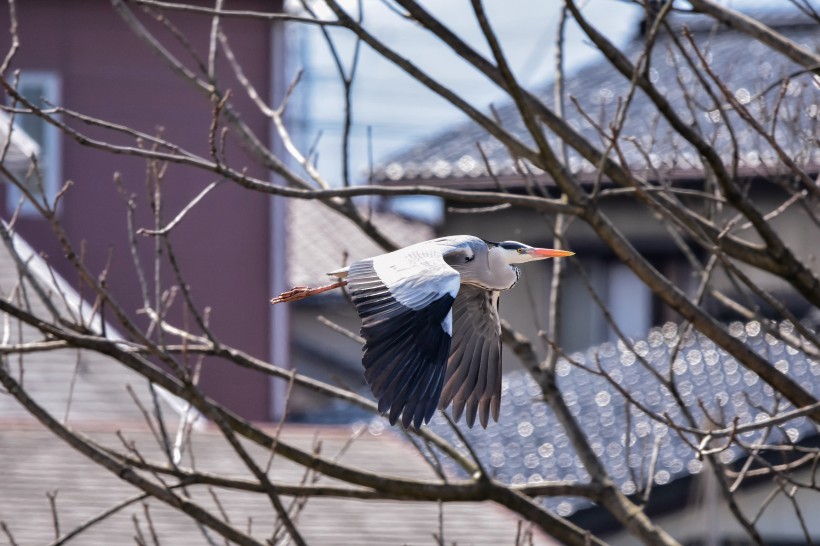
left=379, top=403, right=434, bottom=430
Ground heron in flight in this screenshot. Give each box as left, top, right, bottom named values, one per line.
left=272, top=235, right=574, bottom=429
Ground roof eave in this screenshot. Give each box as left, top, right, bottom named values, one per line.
left=373, top=163, right=820, bottom=193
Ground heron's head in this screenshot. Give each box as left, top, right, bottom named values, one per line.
left=489, top=240, right=575, bottom=265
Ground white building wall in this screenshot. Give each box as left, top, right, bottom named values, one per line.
left=604, top=467, right=820, bottom=545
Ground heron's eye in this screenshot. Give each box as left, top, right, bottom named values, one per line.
left=517, top=248, right=524, bottom=254
left=465, top=254, right=475, bottom=262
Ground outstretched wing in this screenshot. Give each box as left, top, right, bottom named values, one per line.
left=438, top=284, right=502, bottom=429
left=347, top=245, right=467, bottom=429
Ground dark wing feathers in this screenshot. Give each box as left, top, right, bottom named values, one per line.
left=347, top=259, right=456, bottom=429
left=347, top=251, right=504, bottom=430
left=438, top=285, right=502, bottom=429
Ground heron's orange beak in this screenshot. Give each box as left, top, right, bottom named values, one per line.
left=528, top=248, right=575, bottom=258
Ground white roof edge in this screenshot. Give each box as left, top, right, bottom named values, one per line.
left=0, top=109, right=41, bottom=159
left=5, top=223, right=203, bottom=426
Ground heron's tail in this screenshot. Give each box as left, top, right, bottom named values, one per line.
left=270, top=280, right=348, bottom=304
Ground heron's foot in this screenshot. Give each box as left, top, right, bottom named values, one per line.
left=270, top=286, right=311, bottom=304
left=270, top=281, right=348, bottom=304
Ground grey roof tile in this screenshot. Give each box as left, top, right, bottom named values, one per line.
left=422, top=320, right=819, bottom=516
left=373, top=7, right=820, bottom=185
left=1, top=424, right=560, bottom=545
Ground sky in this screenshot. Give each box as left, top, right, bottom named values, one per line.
left=285, top=1, right=642, bottom=206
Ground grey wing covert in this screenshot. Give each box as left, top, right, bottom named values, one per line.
left=438, top=284, right=502, bottom=428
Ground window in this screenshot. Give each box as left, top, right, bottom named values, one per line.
left=606, top=262, right=652, bottom=342
left=4, top=71, right=61, bottom=216
left=559, top=258, right=657, bottom=352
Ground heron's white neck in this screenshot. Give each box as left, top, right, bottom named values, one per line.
left=485, top=246, right=521, bottom=290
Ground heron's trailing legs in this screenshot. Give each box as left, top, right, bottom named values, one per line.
left=270, top=280, right=348, bottom=304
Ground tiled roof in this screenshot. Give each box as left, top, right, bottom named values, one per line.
left=287, top=198, right=435, bottom=286
left=425, top=320, right=820, bottom=517
left=373, top=6, right=820, bottom=185
left=1, top=423, right=559, bottom=545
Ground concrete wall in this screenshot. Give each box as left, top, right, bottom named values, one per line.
left=603, top=467, right=820, bottom=545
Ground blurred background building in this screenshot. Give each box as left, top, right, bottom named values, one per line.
left=287, top=0, right=819, bottom=417
left=1, top=1, right=818, bottom=544
left=0, top=0, right=643, bottom=423
left=3, top=0, right=816, bottom=423
left=0, top=0, right=286, bottom=421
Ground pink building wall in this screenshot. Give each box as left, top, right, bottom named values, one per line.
left=0, top=0, right=284, bottom=421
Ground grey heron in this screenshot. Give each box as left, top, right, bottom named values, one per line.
left=272, top=235, right=574, bottom=429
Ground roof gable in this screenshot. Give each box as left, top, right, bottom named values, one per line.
left=0, top=229, right=184, bottom=425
